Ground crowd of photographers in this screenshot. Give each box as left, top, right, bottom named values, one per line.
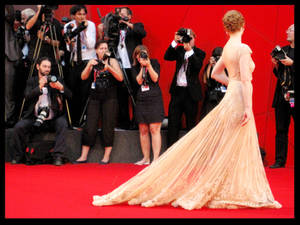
left=5, top=5, right=294, bottom=168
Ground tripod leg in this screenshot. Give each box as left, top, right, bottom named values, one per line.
left=49, top=24, right=72, bottom=127
left=18, top=26, right=46, bottom=120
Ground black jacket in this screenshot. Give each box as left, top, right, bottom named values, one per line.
left=118, top=22, right=146, bottom=65
left=272, top=45, right=295, bottom=108
left=164, top=44, right=206, bottom=101
left=22, top=76, right=72, bottom=120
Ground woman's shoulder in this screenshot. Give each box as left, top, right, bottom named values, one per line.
left=241, top=43, right=253, bottom=54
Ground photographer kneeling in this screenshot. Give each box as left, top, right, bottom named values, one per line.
left=74, top=40, right=123, bottom=164
left=11, top=57, right=72, bottom=166
left=132, top=45, right=165, bottom=165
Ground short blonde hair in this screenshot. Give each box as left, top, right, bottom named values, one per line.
left=222, top=10, right=245, bottom=33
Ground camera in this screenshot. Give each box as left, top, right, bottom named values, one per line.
left=102, top=10, right=130, bottom=46
left=140, top=51, right=148, bottom=59
left=33, top=106, right=50, bottom=127
left=94, top=53, right=110, bottom=71
left=47, top=75, right=57, bottom=83
left=176, top=28, right=193, bottom=43
left=40, top=5, right=58, bottom=23
left=271, top=45, right=286, bottom=60
left=64, top=21, right=87, bottom=41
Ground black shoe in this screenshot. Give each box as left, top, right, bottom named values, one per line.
left=72, top=160, right=87, bottom=164
left=53, top=157, right=64, bottom=166
left=270, top=162, right=285, bottom=168
left=99, top=160, right=110, bottom=165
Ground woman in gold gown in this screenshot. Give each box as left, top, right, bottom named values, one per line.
left=92, top=10, right=281, bottom=210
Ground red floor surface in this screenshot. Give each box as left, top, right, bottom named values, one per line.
left=5, top=163, right=294, bottom=218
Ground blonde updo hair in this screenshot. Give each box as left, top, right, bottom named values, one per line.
left=222, top=10, right=245, bottom=33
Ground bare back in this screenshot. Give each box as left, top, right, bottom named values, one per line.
left=222, top=41, right=255, bottom=81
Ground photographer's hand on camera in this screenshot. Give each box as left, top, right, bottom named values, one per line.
left=279, top=55, right=293, bottom=66
left=174, top=32, right=182, bottom=44
left=49, top=80, right=64, bottom=92
left=119, top=19, right=133, bottom=29
left=39, top=75, right=48, bottom=90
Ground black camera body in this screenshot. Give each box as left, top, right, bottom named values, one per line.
left=64, top=21, right=87, bottom=41
left=94, top=54, right=110, bottom=71
left=103, top=11, right=130, bottom=45
left=47, top=75, right=57, bottom=83
left=41, top=5, right=58, bottom=23
left=140, top=51, right=148, bottom=59
left=177, top=28, right=193, bottom=44
left=271, top=45, right=286, bottom=60
left=33, top=106, right=50, bottom=128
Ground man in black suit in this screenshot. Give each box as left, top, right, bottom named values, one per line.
left=11, top=57, right=72, bottom=166
left=164, top=28, right=206, bottom=147
left=98, top=6, right=147, bottom=129
left=270, top=24, right=295, bottom=169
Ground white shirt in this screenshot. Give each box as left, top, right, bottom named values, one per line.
left=117, top=30, right=131, bottom=69
left=35, top=87, right=54, bottom=120
left=170, top=41, right=194, bottom=87
left=64, top=20, right=97, bottom=62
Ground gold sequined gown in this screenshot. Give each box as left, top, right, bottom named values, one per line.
left=92, top=43, right=281, bottom=210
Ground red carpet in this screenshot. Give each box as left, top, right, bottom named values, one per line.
left=5, top=163, right=294, bottom=218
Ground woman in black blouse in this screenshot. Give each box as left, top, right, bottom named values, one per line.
left=74, top=40, right=123, bottom=164
left=131, top=45, right=165, bottom=165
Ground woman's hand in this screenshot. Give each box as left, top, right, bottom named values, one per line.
left=241, top=107, right=252, bottom=126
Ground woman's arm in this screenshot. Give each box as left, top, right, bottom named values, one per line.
left=211, top=57, right=229, bottom=86
left=239, top=45, right=253, bottom=126
left=106, top=58, right=123, bottom=82
left=81, top=59, right=97, bottom=80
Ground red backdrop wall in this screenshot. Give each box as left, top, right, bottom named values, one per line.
left=53, top=5, right=294, bottom=167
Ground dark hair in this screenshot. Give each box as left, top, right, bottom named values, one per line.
left=95, top=39, right=108, bottom=49
left=132, top=45, right=150, bottom=66
left=71, top=5, right=87, bottom=15
left=212, top=47, right=223, bottom=57
left=119, top=7, right=132, bottom=16
left=36, top=56, right=52, bottom=65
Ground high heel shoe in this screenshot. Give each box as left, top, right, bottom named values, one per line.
left=134, top=160, right=150, bottom=165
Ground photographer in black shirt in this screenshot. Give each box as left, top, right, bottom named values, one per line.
left=270, top=24, right=295, bottom=169
left=74, top=40, right=123, bottom=164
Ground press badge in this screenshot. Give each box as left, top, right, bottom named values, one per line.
left=91, top=82, right=96, bottom=89
left=220, top=86, right=227, bottom=93
left=141, top=84, right=150, bottom=92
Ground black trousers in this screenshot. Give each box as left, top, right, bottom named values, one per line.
left=5, top=57, right=17, bottom=123
left=11, top=115, right=68, bottom=160
left=167, top=87, right=198, bottom=147
left=66, top=61, right=92, bottom=127
left=274, top=99, right=295, bottom=166
left=82, top=93, right=118, bottom=147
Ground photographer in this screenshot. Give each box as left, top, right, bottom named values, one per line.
left=131, top=45, right=165, bottom=165
left=270, top=24, right=295, bottom=169
left=11, top=57, right=72, bottom=166
left=63, top=5, right=97, bottom=128
left=74, top=40, right=123, bottom=164
left=164, top=28, right=206, bottom=147
left=99, top=6, right=147, bottom=129
left=5, top=5, right=22, bottom=128
left=25, top=5, right=63, bottom=75
left=200, top=47, right=228, bottom=119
